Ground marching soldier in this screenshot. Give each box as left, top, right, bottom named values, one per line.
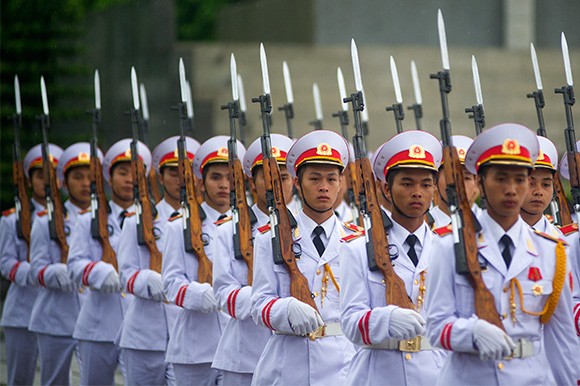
left=250, top=130, right=356, bottom=386
left=67, top=138, right=145, bottom=385
left=340, top=130, right=447, bottom=385
left=212, top=133, right=294, bottom=385
left=28, top=142, right=93, bottom=385
left=426, top=123, right=580, bottom=385
left=162, top=135, right=243, bottom=385
left=0, top=143, right=62, bottom=386
left=430, top=135, right=480, bottom=228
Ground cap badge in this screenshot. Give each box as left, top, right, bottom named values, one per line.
left=174, top=148, right=179, bottom=158
left=409, top=145, right=426, bottom=159
left=537, top=150, right=545, bottom=161
left=217, top=147, right=228, bottom=157
left=78, top=152, right=90, bottom=162
left=501, top=139, right=521, bottom=155
left=124, top=148, right=132, bottom=158
left=316, top=143, right=332, bottom=156
left=457, top=148, right=466, bottom=158
left=271, top=146, right=281, bottom=158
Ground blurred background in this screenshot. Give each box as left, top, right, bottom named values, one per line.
left=2, top=0, right=580, bottom=211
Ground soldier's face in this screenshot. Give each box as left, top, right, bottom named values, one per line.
left=385, top=169, right=435, bottom=218
left=65, top=165, right=91, bottom=207
left=478, top=166, right=530, bottom=220
left=29, top=168, right=46, bottom=199
left=437, top=166, right=479, bottom=206
left=110, top=162, right=133, bottom=202
left=201, top=163, right=230, bottom=209
left=520, top=168, right=554, bottom=216
left=295, top=164, right=342, bottom=213
left=251, top=165, right=293, bottom=207
left=160, top=166, right=180, bottom=201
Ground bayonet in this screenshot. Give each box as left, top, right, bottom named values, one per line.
left=407, top=60, right=423, bottom=130
left=386, top=56, right=405, bottom=133
left=465, top=55, right=485, bottom=135
left=278, top=61, right=295, bottom=138
left=13, top=75, right=30, bottom=248
left=237, top=74, right=248, bottom=144
left=309, top=83, right=324, bottom=130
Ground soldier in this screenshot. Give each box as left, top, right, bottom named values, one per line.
left=212, top=134, right=294, bottom=385
left=116, top=137, right=181, bottom=386
left=0, top=143, right=62, bottom=386
left=28, top=142, right=93, bottom=385
left=340, top=130, right=447, bottom=385
left=67, top=139, right=148, bottom=385
left=162, top=135, right=243, bottom=385
left=430, top=135, right=480, bottom=228
left=426, top=123, right=580, bottom=384
left=250, top=130, right=356, bottom=386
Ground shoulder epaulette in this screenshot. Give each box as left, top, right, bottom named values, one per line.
left=340, top=231, right=365, bottom=243
left=2, top=207, right=16, bottom=217
left=257, top=223, right=271, bottom=234
left=214, top=215, right=232, bottom=226
left=37, top=209, right=48, bottom=217
left=533, top=229, right=568, bottom=245
left=343, top=222, right=364, bottom=233
left=557, top=223, right=579, bottom=236
left=433, top=224, right=453, bottom=237
left=125, top=211, right=136, bottom=218
left=168, top=213, right=183, bottom=222
left=79, top=208, right=91, bottom=215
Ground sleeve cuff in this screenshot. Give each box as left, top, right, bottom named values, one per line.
left=265, top=297, right=294, bottom=333
left=181, top=282, right=212, bottom=310
left=127, top=269, right=152, bottom=297
left=84, top=262, right=115, bottom=288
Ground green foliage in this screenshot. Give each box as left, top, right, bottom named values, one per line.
left=176, top=0, right=238, bottom=41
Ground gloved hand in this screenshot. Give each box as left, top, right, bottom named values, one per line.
left=100, top=271, right=122, bottom=294
left=287, top=298, right=324, bottom=335
left=12, top=261, right=32, bottom=286
left=473, top=319, right=515, bottom=361
left=46, top=263, right=76, bottom=292
left=234, top=286, right=252, bottom=320
left=199, top=288, right=219, bottom=313
left=388, top=308, right=426, bottom=340
left=147, top=272, right=165, bottom=302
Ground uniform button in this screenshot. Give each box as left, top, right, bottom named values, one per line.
left=501, top=313, right=507, bottom=319
left=414, top=279, right=419, bottom=285
left=316, top=269, right=321, bottom=275
left=497, top=362, right=504, bottom=370
left=503, top=287, right=509, bottom=293
left=381, top=279, right=386, bottom=284
left=405, top=354, right=412, bottom=360
left=313, top=292, right=318, bottom=298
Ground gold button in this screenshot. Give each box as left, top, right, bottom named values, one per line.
left=405, top=354, right=412, bottom=360
left=497, top=362, right=504, bottom=370
left=414, top=279, right=419, bottom=285
left=503, top=287, right=509, bottom=293
left=501, top=313, right=507, bottom=319
left=381, top=279, right=386, bottom=284
left=313, top=292, right=318, bottom=298
left=316, top=269, right=321, bottom=275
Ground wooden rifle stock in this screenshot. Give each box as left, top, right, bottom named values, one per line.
left=230, top=156, right=254, bottom=285
left=148, top=167, right=162, bottom=204
left=13, top=158, right=31, bottom=253
left=553, top=171, right=572, bottom=226
left=345, top=162, right=362, bottom=224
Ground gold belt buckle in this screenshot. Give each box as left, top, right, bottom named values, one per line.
left=399, top=336, right=421, bottom=352
left=308, top=325, right=325, bottom=341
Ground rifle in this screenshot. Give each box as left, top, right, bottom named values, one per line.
left=222, top=54, right=256, bottom=285
left=528, top=43, right=572, bottom=226
left=346, top=39, right=413, bottom=309
left=430, top=10, right=503, bottom=330
left=177, top=58, right=212, bottom=284
left=386, top=56, right=405, bottom=134
left=129, top=67, right=162, bottom=273
left=554, top=33, right=580, bottom=220
left=278, top=61, right=295, bottom=139
left=332, top=67, right=361, bottom=225
left=465, top=56, right=485, bottom=135
left=252, top=43, right=314, bottom=310
left=139, top=84, right=162, bottom=204
left=407, top=61, right=423, bottom=131
left=12, top=75, right=32, bottom=256
left=89, top=70, right=117, bottom=271
left=39, top=77, right=69, bottom=263
left=309, top=83, right=324, bottom=130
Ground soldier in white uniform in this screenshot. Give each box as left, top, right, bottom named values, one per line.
left=426, top=123, right=580, bottom=385
left=67, top=139, right=148, bottom=385
left=163, top=135, right=243, bottom=385
left=116, top=138, right=182, bottom=386
left=212, top=134, right=294, bottom=386
left=0, top=143, right=62, bottom=386
left=28, top=142, right=94, bottom=385
left=250, top=130, right=356, bottom=386
left=340, top=130, right=447, bottom=386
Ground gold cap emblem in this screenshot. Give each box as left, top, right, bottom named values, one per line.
left=124, top=148, right=132, bottom=158
left=271, top=146, right=281, bottom=158
left=501, top=139, right=521, bottom=155
left=537, top=150, right=544, bottom=161
left=409, top=145, right=426, bottom=159
left=316, top=143, right=332, bottom=156
left=173, top=148, right=179, bottom=158
left=217, top=147, right=228, bottom=157
left=78, top=152, right=90, bottom=162
left=457, top=148, right=466, bottom=159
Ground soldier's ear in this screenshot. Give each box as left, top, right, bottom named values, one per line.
left=381, top=181, right=391, bottom=201
left=476, top=175, right=485, bottom=199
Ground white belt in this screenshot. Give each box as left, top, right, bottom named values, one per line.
left=363, top=336, right=432, bottom=352
left=274, top=322, right=343, bottom=340
left=506, top=339, right=536, bottom=359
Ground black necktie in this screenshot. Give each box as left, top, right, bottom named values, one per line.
left=500, top=234, right=513, bottom=268
left=312, top=226, right=325, bottom=256
left=406, top=234, right=419, bottom=267
left=119, top=210, right=128, bottom=229
left=217, top=214, right=227, bottom=221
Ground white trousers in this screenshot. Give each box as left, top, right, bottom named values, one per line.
left=4, top=327, right=38, bottom=386
left=36, top=333, right=79, bottom=386
left=123, top=348, right=174, bottom=386
left=78, top=340, right=124, bottom=386
left=221, top=370, right=253, bottom=386
left=173, top=363, right=222, bottom=386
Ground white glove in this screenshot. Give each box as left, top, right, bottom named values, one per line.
left=473, top=319, right=515, bottom=361
left=13, top=261, right=31, bottom=286
left=287, top=298, right=324, bottom=335
left=100, top=271, right=122, bottom=294
left=388, top=308, right=426, bottom=340
left=147, top=272, right=165, bottom=302
left=234, top=286, right=252, bottom=320
left=200, top=288, right=219, bottom=313
left=46, top=263, right=76, bottom=292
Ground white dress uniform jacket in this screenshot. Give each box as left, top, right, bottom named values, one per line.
left=250, top=211, right=355, bottom=386
left=426, top=212, right=580, bottom=385
left=28, top=200, right=85, bottom=336
left=163, top=201, right=229, bottom=364
left=117, top=198, right=179, bottom=351
left=212, top=204, right=272, bottom=374
left=340, top=217, right=447, bottom=386
left=334, top=199, right=355, bottom=224
left=68, top=200, right=131, bottom=342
